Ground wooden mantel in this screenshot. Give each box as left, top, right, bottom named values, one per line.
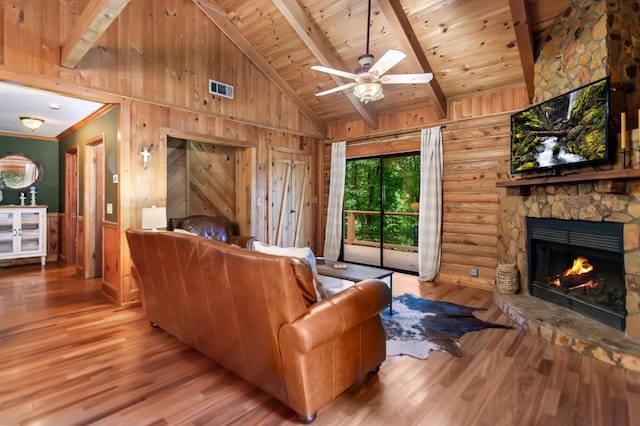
left=496, top=169, right=640, bottom=195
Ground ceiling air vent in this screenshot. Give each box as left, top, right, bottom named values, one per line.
left=209, top=79, right=234, bottom=99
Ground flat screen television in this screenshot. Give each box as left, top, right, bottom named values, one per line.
left=510, top=77, right=610, bottom=175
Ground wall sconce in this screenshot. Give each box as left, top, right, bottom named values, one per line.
left=19, top=116, right=45, bottom=132
left=139, top=147, right=151, bottom=169
left=141, top=205, right=167, bottom=231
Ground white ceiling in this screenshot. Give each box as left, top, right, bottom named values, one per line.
left=0, top=81, right=104, bottom=139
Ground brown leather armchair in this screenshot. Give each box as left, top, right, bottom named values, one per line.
left=126, top=229, right=390, bottom=423
left=168, top=214, right=256, bottom=249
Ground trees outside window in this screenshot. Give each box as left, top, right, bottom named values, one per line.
left=343, top=153, right=419, bottom=272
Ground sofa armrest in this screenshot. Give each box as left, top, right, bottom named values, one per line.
left=228, top=235, right=258, bottom=249
left=279, top=279, right=391, bottom=353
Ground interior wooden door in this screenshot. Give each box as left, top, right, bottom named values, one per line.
left=268, top=150, right=312, bottom=247
left=83, top=136, right=104, bottom=279
left=64, top=146, right=78, bottom=266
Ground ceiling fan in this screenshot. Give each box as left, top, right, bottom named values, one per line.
left=311, top=0, right=433, bottom=103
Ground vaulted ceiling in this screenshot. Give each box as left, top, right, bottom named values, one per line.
left=61, top=0, right=573, bottom=131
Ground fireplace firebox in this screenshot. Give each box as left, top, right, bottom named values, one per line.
left=527, top=218, right=626, bottom=330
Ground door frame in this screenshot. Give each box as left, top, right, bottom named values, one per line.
left=162, top=128, right=257, bottom=237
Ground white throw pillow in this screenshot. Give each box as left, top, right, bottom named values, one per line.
left=173, top=228, right=199, bottom=236
left=253, top=241, right=327, bottom=300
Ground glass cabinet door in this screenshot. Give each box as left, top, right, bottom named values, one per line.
left=20, top=211, right=41, bottom=252
left=0, top=211, right=14, bottom=253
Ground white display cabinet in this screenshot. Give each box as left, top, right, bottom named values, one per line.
left=0, top=206, right=47, bottom=265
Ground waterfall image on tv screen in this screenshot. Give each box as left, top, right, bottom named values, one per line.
left=510, top=77, right=610, bottom=174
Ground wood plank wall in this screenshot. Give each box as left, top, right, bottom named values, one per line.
left=102, top=222, right=121, bottom=302
left=52, top=0, right=322, bottom=138
left=1, top=1, right=323, bottom=303
left=325, top=86, right=530, bottom=290
left=130, top=102, right=319, bottom=239
left=166, top=138, right=247, bottom=229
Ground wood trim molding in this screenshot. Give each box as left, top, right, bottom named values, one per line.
left=496, top=169, right=640, bottom=195
left=161, top=127, right=257, bottom=148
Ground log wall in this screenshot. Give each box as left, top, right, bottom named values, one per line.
left=325, top=86, right=530, bottom=290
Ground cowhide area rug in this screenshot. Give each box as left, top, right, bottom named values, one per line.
left=381, top=293, right=512, bottom=359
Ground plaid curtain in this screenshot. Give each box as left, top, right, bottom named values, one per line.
left=323, top=141, right=346, bottom=260
left=418, top=127, right=443, bottom=281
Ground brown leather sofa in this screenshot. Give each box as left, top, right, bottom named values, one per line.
left=126, top=229, right=391, bottom=423
left=168, top=215, right=256, bottom=249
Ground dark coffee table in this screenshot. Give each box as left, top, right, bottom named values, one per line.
left=316, top=260, right=394, bottom=314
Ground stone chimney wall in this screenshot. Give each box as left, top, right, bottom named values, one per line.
left=499, top=0, right=640, bottom=339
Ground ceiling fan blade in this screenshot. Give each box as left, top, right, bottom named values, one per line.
left=315, top=82, right=358, bottom=97
left=311, top=65, right=357, bottom=80
left=381, top=73, right=434, bottom=84
left=369, top=49, right=407, bottom=76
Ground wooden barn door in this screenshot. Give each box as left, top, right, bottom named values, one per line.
left=268, top=149, right=312, bottom=247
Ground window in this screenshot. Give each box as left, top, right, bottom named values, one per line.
left=343, top=153, right=419, bottom=272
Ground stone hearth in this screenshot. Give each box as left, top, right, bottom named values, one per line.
left=494, top=291, right=640, bottom=372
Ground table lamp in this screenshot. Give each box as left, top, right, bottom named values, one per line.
left=141, top=205, right=167, bottom=231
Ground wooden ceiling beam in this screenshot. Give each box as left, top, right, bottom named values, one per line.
left=509, top=0, right=535, bottom=102
left=271, top=0, right=379, bottom=130
left=379, top=0, right=447, bottom=119
left=193, top=0, right=327, bottom=136
left=60, top=0, right=130, bottom=69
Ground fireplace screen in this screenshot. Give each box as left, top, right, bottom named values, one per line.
left=527, top=218, right=625, bottom=330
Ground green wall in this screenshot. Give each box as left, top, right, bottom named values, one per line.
left=58, top=106, right=119, bottom=222
left=0, top=136, right=59, bottom=211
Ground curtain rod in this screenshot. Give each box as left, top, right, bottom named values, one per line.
left=324, top=125, right=447, bottom=144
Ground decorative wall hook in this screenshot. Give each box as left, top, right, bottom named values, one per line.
left=139, top=147, right=152, bottom=169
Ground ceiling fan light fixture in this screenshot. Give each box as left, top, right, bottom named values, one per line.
left=353, top=81, right=383, bottom=103
left=19, top=116, right=45, bottom=132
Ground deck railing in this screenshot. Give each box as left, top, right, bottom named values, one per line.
left=344, top=210, right=418, bottom=252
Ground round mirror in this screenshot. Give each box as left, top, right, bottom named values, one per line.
left=0, top=153, right=44, bottom=191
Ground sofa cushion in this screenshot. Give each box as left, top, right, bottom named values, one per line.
left=289, top=258, right=319, bottom=307
left=253, top=242, right=327, bottom=301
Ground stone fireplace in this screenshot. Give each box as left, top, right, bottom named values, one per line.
left=527, top=217, right=625, bottom=330
left=492, top=0, right=640, bottom=370
left=495, top=175, right=640, bottom=370
left=499, top=178, right=640, bottom=337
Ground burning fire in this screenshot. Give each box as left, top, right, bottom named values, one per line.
left=564, top=256, right=593, bottom=276
left=547, top=256, right=599, bottom=290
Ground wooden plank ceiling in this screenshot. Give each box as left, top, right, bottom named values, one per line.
left=62, top=0, right=573, bottom=130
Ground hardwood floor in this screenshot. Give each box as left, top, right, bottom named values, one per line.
left=1, top=264, right=640, bottom=425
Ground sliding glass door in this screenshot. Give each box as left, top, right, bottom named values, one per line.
left=343, top=153, right=419, bottom=272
